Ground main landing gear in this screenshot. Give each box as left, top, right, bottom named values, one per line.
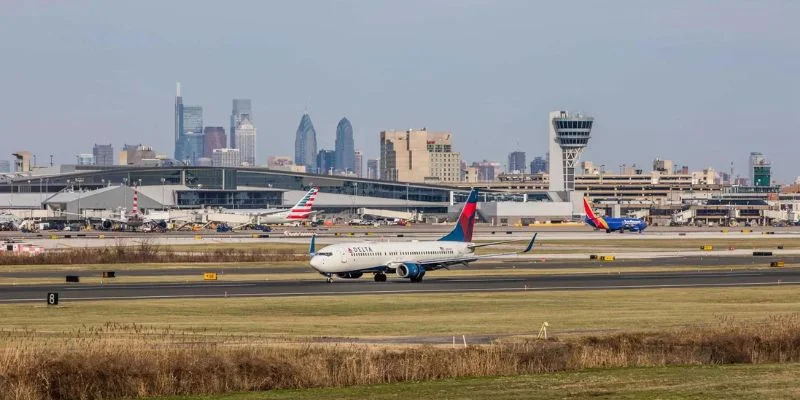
left=374, top=273, right=387, bottom=282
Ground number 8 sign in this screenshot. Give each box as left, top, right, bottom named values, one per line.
left=47, top=292, right=59, bottom=306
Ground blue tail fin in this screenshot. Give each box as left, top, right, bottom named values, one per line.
left=439, top=189, right=479, bottom=242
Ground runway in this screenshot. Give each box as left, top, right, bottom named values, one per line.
left=1, top=255, right=798, bottom=278
left=2, top=268, right=799, bottom=303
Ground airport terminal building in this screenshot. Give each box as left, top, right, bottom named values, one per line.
left=0, top=165, right=795, bottom=227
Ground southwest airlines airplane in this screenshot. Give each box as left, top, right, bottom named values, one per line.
left=583, top=198, right=647, bottom=233
left=309, top=189, right=537, bottom=283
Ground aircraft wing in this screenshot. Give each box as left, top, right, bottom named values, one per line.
left=401, top=233, right=538, bottom=272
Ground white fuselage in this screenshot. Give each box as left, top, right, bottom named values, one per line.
left=258, top=211, right=298, bottom=225
left=310, top=240, right=474, bottom=274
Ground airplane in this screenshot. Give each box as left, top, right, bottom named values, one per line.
left=257, top=187, right=319, bottom=225
left=0, top=213, right=21, bottom=231
left=583, top=197, right=647, bottom=233
left=308, top=188, right=537, bottom=283
left=100, top=186, right=168, bottom=231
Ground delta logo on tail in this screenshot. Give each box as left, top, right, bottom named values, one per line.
left=583, top=198, right=647, bottom=234
left=287, top=187, right=319, bottom=220
left=438, top=189, right=478, bottom=242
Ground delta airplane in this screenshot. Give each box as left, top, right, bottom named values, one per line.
left=257, top=187, right=319, bottom=225
left=308, top=189, right=537, bottom=283
left=583, top=198, right=647, bottom=233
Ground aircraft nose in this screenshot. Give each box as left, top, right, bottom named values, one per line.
left=310, top=256, right=323, bottom=271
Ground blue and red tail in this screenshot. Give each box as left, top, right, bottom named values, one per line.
left=439, top=189, right=479, bottom=242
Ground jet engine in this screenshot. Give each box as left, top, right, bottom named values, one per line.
left=395, top=262, right=425, bottom=280
left=101, top=220, right=113, bottom=230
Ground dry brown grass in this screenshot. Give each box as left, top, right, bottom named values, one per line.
left=0, top=240, right=305, bottom=266
left=1, top=316, right=799, bottom=400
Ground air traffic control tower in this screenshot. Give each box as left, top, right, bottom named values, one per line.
left=548, top=110, right=594, bottom=198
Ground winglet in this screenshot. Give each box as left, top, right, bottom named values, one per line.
left=520, top=233, right=537, bottom=253
left=308, top=235, right=316, bottom=256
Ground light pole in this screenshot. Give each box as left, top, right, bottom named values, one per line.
left=161, top=177, right=166, bottom=210
left=75, top=178, right=83, bottom=223
left=66, top=179, right=70, bottom=225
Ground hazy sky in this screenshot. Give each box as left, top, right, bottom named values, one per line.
left=1, top=1, right=798, bottom=182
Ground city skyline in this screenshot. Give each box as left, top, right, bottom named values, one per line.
left=0, top=2, right=797, bottom=181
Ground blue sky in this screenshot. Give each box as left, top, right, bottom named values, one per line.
left=1, top=1, right=798, bottom=182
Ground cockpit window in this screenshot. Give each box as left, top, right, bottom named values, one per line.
left=316, top=252, right=333, bottom=256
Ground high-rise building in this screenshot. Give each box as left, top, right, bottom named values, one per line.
left=176, top=132, right=204, bottom=165
left=93, top=144, right=114, bottom=166
left=294, top=113, right=318, bottom=172
left=120, top=144, right=157, bottom=166
left=548, top=110, right=593, bottom=194
left=354, top=150, right=363, bottom=178
left=334, top=117, right=355, bottom=173
left=749, top=152, right=771, bottom=186
left=203, top=127, right=227, bottom=158
left=366, top=159, right=378, bottom=180
left=175, top=104, right=203, bottom=161
left=76, top=154, right=95, bottom=166
left=472, top=160, right=501, bottom=181
left=230, top=99, right=252, bottom=149
left=183, top=106, right=203, bottom=135
left=508, top=151, right=526, bottom=174
left=316, top=149, right=336, bottom=175
left=211, top=148, right=241, bottom=168
left=174, top=82, right=183, bottom=157
left=380, top=129, right=461, bottom=183
left=0, top=160, right=9, bottom=173
left=235, top=118, right=256, bottom=166
left=530, top=156, right=547, bottom=174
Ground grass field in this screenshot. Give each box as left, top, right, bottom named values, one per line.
left=156, top=363, right=800, bottom=400
left=2, top=286, right=798, bottom=339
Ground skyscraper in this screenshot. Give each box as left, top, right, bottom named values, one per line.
left=380, top=129, right=460, bottom=183
left=203, top=127, right=227, bottom=158
left=354, top=150, right=363, bottom=178
left=294, top=113, right=317, bottom=172
left=508, top=151, right=526, bottom=174
left=183, top=106, right=203, bottom=135
left=174, top=83, right=183, bottom=159
left=93, top=144, right=114, bottom=166
left=176, top=132, right=204, bottom=165
left=334, top=117, right=355, bottom=173
left=235, top=118, right=256, bottom=166
left=230, top=99, right=252, bottom=149
left=530, top=156, right=547, bottom=174
left=316, top=149, right=336, bottom=175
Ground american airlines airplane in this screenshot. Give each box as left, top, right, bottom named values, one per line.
left=309, top=189, right=537, bottom=283
left=257, top=187, right=319, bottom=225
